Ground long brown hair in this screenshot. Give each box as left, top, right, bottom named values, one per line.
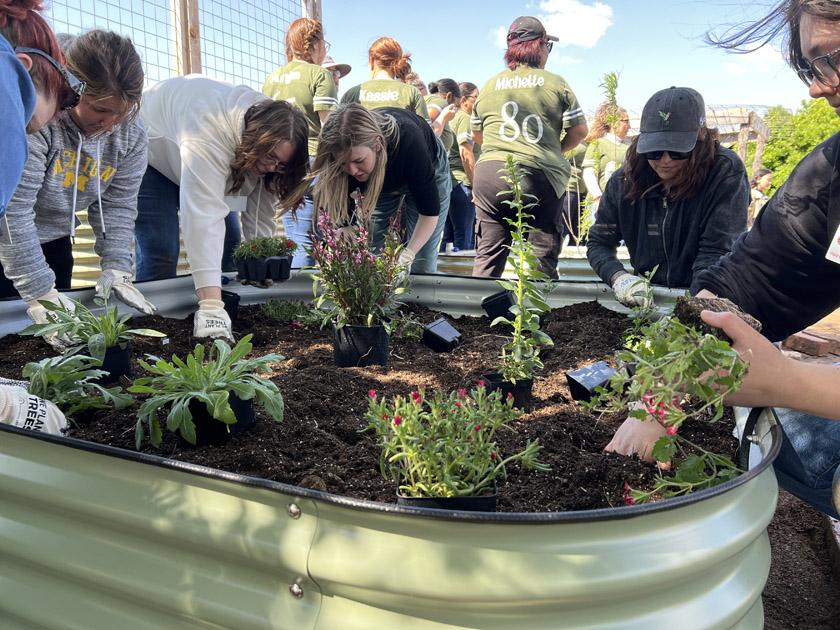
left=584, top=100, right=627, bottom=143
left=63, top=30, right=143, bottom=124
left=229, top=99, right=310, bottom=213
left=622, top=127, right=720, bottom=202
left=368, top=37, right=412, bottom=81
left=284, top=17, right=323, bottom=64
left=0, top=0, right=66, bottom=114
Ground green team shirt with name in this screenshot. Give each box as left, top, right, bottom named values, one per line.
left=582, top=135, right=630, bottom=190
left=425, top=94, right=454, bottom=152
left=449, top=110, right=480, bottom=186
left=471, top=66, right=586, bottom=197
left=262, top=60, right=338, bottom=156
left=565, top=140, right=588, bottom=198
left=341, top=80, right=430, bottom=121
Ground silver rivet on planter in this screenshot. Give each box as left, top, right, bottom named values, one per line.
left=287, top=503, right=301, bottom=519
left=289, top=583, right=304, bottom=598
left=746, top=434, right=761, bottom=444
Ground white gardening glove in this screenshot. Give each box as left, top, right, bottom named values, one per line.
left=96, top=269, right=157, bottom=315
left=24, top=288, right=76, bottom=351
left=395, top=248, right=416, bottom=286
left=193, top=299, right=234, bottom=342
left=0, top=384, right=68, bottom=435
left=612, top=273, right=651, bottom=309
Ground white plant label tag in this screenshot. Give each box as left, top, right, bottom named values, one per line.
left=224, top=195, right=247, bottom=213
left=826, top=222, right=840, bottom=264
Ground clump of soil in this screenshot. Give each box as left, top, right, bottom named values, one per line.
left=673, top=296, right=762, bottom=341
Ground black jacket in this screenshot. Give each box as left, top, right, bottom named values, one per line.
left=587, top=146, right=749, bottom=293
left=697, top=132, right=840, bottom=341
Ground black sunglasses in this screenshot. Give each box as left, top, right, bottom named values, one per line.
left=796, top=45, right=840, bottom=88
left=544, top=40, right=553, bottom=53
left=643, top=149, right=691, bottom=161
left=15, top=45, right=86, bottom=110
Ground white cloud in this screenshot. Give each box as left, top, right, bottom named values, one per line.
left=724, top=62, right=749, bottom=76
left=555, top=56, right=583, bottom=64
left=491, top=26, right=508, bottom=50
left=537, top=0, right=613, bottom=48
left=722, top=45, right=786, bottom=77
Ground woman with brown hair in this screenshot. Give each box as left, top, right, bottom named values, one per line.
left=586, top=86, right=749, bottom=307
left=136, top=75, right=310, bottom=340
left=262, top=17, right=337, bottom=268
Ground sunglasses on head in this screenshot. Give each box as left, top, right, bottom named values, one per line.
left=642, top=149, right=691, bottom=161
left=15, top=46, right=86, bottom=110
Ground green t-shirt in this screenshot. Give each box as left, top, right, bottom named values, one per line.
left=425, top=94, right=454, bottom=152
left=340, top=80, right=430, bottom=121
left=448, top=110, right=479, bottom=186
left=582, top=135, right=630, bottom=191
left=471, top=66, right=586, bottom=197
left=262, top=60, right=338, bottom=157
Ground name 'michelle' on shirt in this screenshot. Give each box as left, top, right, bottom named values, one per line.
left=495, top=74, right=546, bottom=90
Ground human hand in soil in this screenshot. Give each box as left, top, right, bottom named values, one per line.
left=604, top=403, right=672, bottom=470
left=612, top=273, right=651, bottom=309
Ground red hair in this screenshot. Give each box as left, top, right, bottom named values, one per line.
left=368, top=37, right=412, bottom=81
left=504, top=39, right=543, bottom=70
left=0, top=0, right=66, bottom=115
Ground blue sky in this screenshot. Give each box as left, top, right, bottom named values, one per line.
left=323, top=0, right=809, bottom=115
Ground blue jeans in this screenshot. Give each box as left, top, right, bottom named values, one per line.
left=443, top=182, right=475, bottom=251
left=369, top=134, right=451, bottom=274
left=772, top=406, right=840, bottom=519
left=281, top=195, right=315, bottom=269
left=134, top=166, right=241, bottom=281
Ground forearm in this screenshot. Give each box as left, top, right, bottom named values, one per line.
left=461, top=147, right=475, bottom=185
left=406, top=214, right=437, bottom=255
left=758, top=360, right=840, bottom=420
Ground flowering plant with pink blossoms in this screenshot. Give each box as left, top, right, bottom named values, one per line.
left=364, top=383, right=549, bottom=498
left=306, top=211, right=409, bottom=327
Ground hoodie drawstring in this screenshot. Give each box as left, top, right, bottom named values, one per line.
left=70, top=133, right=83, bottom=244
left=253, top=185, right=261, bottom=240
left=96, top=138, right=105, bottom=240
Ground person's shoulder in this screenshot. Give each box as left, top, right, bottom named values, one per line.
left=713, top=144, right=748, bottom=174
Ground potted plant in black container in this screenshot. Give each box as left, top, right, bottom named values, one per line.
left=232, top=236, right=296, bottom=286
left=128, top=334, right=285, bottom=448
left=19, top=287, right=165, bottom=383
left=365, top=383, right=549, bottom=511
left=307, top=211, right=409, bottom=368
left=482, top=156, right=554, bottom=411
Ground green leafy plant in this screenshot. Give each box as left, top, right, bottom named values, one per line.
left=364, top=382, right=550, bottom=498
left=260, top=297, right=321, bottom=327
left=306, top=211, right=409, bottom=327
left=23, top=353, right=132, bottom=417
left=128, top=335, right=285, bottom=448
left=492, top=155, right=554, bottom=383
left=233, top=236, right=297, bottom=260
left=19, top=288, right=165, bottom=361
left=585, top=316, right=749, bottom=504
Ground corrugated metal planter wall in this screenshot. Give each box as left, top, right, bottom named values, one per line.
left=0, top=273, right=780, bottom=630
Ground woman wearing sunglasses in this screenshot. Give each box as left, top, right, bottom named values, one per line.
left=0, top=30, right=155, bottom=328
left=586, top=86, right=749, bottom=308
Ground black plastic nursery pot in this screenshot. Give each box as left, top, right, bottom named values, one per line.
left=396, top=481, right=498, bottom=512
left=421, top=318, right=462, bottom=353
left=481, top=289, right=546, bottom=327
left=235, top=255, right=292, bottom=285
left=565, top=361, right=617, bottom=403
left=181, top=394, right=257, bottom=447
left=333, top=324, right=390, bottom=368
left=220, top=289, right=241, bottom=320
left=481, top=372, right=534, bottom=412
left=92, top=342, right=132, bottom=385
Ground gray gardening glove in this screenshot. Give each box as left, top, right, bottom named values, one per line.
left=97, top=269, right=157, bottom=315
left=612, top=273, right=651, bottom=309
left=193, top=299, right=234, bottom=342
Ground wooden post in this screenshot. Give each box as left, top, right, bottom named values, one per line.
left=736, top=123, right=750, bottom=162
left=171, top=0, right=201, bottom=76
left=752, top=138, right=767, bottom=175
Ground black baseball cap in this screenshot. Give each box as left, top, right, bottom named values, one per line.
left=507, top=16, right=558, bottom=47
left=637, top=86, right=707, bottom=154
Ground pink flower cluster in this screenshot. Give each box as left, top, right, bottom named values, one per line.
left=641, top=392, right=682, bottom=435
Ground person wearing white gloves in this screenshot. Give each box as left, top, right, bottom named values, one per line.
left=312, top=103, right=449, bottom=274
left=0, top=31, right=155, bottom=320
left=136, top=75, right=310, bottom=341
left=586, top=86, right=749, bottom=306
left=0, top=380, right=67, bottom=435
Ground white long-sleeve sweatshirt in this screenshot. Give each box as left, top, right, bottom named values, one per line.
left=140, top=74, right=280, bottom=291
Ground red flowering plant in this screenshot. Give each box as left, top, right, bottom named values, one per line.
left=306, top=210, right=409, bottom=327
left=232, top=236, right=297, bottom=260
left=364, top=383, right=550, bottom=498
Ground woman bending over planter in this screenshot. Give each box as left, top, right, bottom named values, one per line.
left=136, top=75, right=310, bottom=341
left=0, top=30, right=155, bottom=329
left=586, top=86, right=749, bottom=308
left=312, top=103, right=450, bottom=273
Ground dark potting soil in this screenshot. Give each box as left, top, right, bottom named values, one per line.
left=1, top=299, right=838, bottom=627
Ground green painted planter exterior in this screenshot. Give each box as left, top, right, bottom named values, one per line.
left=0, top=272, right=780, bottom=629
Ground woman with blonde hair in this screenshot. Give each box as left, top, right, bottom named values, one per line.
left=263, top=16, right=337, bottom=268
left=582, top=100, right=631, bottom=204
left=0, top=29, right=155, bottom=328
left=312, top=103, right=451, bottom=274
left=340, top=37, right=429, bottom=122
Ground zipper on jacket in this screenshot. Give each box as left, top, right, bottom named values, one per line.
left=661, top=197, right=671, bottom=286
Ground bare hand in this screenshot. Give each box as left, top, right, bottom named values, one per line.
left=604, top=406, right=671, bottom=470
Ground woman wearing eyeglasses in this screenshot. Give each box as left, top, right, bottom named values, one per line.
left=581, top=100, right=631, bottom=208
left=0, top=30, right=156, bottom=328
left=0, top=0, right=68, bottom=222
left=470, top=16, right=588, bottom=278
left=137, top=74, right=310, bottom=341
left=586, top=86, right=749, bottom=308
left=262, top=17, right=337, bottom=269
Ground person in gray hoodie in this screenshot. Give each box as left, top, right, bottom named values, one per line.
left=0, top=29, right=154, bottom=326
